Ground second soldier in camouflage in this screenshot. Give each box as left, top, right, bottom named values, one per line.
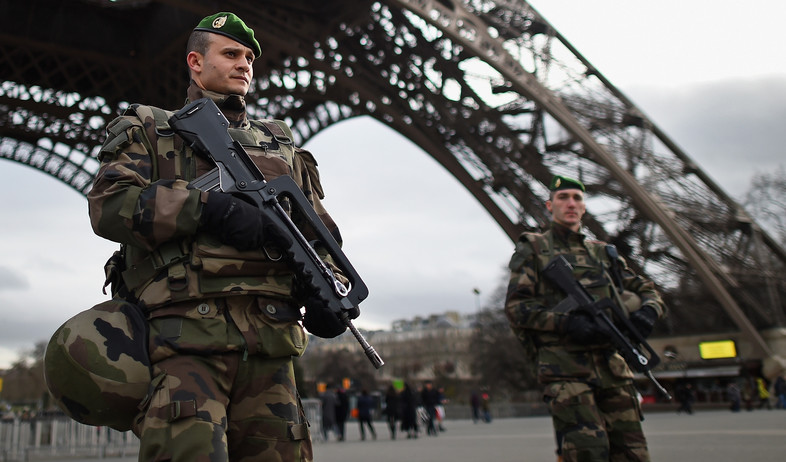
left=505, top=175, right=666, bottom=462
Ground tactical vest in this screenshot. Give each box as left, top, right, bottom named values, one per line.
left=510, top=229, right=614, bottom=355
left=523, top=229, right=614, bottom=306
left=108, top=104, right=305, bottom=309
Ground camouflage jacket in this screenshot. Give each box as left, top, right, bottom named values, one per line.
left=504, top=223, right=665, bottom=385
left=87, top=83, right=344, bottom=310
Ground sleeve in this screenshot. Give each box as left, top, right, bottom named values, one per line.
left=87, top=114, right=203, bottom=251
left=504, top=237, right=567, bottom=335
left=618, top=255, right=667, bottom=319
left=291, top=146, right=349, bottom=287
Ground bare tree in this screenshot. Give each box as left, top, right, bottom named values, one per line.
left=470, top=276, right=538, bottom=400
left=0, top=341, right=48, bottom=407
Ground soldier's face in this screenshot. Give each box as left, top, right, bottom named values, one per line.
left=189, top=34, right=254, bottom=96
left=546, top=188, right=585, bottom=231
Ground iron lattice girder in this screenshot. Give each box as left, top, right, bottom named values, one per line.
left=1, top=0, right=784, bottom=347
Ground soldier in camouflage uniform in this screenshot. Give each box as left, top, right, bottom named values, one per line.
left=504, top=175, right=666, bottom=462
left=87, top=12, right=354, bottom=462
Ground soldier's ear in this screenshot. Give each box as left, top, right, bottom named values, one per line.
left=187, top=51, right=203, bottom=74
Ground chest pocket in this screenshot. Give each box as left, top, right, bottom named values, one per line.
left=529, top=236, right=612, bottom=304
left=228, top=121, right=295, bottom=182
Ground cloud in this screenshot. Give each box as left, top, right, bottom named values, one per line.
left=0, top=266, right=29, bottom=291
left=626, top=77, right=786, bottom=196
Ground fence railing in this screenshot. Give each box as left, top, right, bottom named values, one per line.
left=0, top=400, right=323, bottom=461
left=0, top=415, right=139, bottom=461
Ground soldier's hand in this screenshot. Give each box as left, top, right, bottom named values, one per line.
left=200, top=192, right=291, bottom=250
left=562, top=311, right=610, bottom=345
left=629, top=305, right=658, bottom=339
left=302, top=298, right=357, bottom=338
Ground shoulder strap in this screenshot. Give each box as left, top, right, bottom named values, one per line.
left=125, top=104, right=171, bottom=182
left=583, top=239, right=611, bottom=273
left=249, top=119, right=294, bottom=145
left=128, top=104, right=196, bottom=182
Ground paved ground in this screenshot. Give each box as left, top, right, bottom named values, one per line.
left=31, top=409, right=786, bottom=461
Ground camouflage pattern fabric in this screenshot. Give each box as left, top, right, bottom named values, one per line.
left=505, top=223, right=665, bottom=461
left=85, top=83, right=337, bottom=460
left=135, top=295, right=310, bottom=462
left=44, top=298, right=151, bottom=432
left=87, top=83, right=344, bottom=309
left=545, top=382, right=648, bottom=461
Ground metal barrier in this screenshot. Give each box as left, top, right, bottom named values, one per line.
left=0, top=417, right=138, bottom=461
left=1, top=401, right=324, bottom=460
left=301, top=398, right=324, bottom=443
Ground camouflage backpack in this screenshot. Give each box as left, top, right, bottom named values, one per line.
left=44, top=298, right=151, bottom=432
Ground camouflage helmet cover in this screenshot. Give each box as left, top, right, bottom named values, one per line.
left=44, top=299, right=151, bottom=432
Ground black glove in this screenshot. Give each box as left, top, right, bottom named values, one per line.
left=629, top=305, right=658, bottom=339
left=302, top=298, right=360, bottom=338
left=562, top=311, right=610, bottom=345
left=200, top=192, right=292, bottom=250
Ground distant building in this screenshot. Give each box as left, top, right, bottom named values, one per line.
left=303, top=311, right=478, bottom=384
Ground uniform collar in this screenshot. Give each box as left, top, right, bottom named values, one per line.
left=185, top=81, right=249, bottom=128
left=550, top=221, right=585, bottom=244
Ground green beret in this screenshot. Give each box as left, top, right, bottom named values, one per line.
left=194, top=12, right=262, bottom=58
left=549, top=175, right=585, bottom=192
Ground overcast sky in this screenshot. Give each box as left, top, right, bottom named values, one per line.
left=1, top=1, right=785, bottom=368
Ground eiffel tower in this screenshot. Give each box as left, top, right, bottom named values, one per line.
left=2, top=0, right=784, bottom=371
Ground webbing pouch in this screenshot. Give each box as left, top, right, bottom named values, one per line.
left=122, top=241, right=189, bottom=291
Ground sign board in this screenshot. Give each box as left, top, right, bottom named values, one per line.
left=699, top=340, right=737, bottom=359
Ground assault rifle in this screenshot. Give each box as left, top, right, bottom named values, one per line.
left=168, top=98, right=383, bottom=369
left=543, top=255, right=671, bottom=399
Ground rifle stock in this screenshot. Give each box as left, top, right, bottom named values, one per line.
left=169, top=98, right=383, bottom=369
left=543, top=255, right=670, bottom=399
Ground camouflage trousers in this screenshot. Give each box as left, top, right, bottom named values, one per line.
left=134, top=353, right=312, bottom=462
left=544, top=381, right=649, bottom=462
left=132, top=296, right=312, bottom=462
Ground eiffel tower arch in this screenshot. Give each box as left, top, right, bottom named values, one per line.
left=2, top=0, right=785, bottom=373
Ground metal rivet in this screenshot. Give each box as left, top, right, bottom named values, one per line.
left=197, top=303, right=210, bottom=315
left=266, top=304, right=277, bottom=314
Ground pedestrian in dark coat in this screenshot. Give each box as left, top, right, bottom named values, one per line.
left=335, top=387, right=349, bottom=441
left=383, top=385, right=401, bottom=439
left=357, top=389, right=377, bottom=440
left=400, top=383, right=419, bottom=439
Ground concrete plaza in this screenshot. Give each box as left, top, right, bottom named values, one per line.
left=40, top=408, right=786, bottom=461
left=315, top=409, right=786, bottom=462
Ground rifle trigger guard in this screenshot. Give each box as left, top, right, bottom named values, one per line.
left=263, top=245, right=284, bottom=262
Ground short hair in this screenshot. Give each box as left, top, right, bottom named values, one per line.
left=186, top=30, right=212, bottom=57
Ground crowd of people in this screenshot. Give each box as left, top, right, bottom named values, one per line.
left=726, top=374, right=786, bottom=412
left=670, top=373, right=786, bottom=415
left=319, top=381, right=452, bottom=442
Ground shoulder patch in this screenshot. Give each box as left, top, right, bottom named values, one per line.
left=522, top=231, right=550, bottom=254
left=296, top=147, right=324, bottom=199
left=509, top=236, right=536, bottom=270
